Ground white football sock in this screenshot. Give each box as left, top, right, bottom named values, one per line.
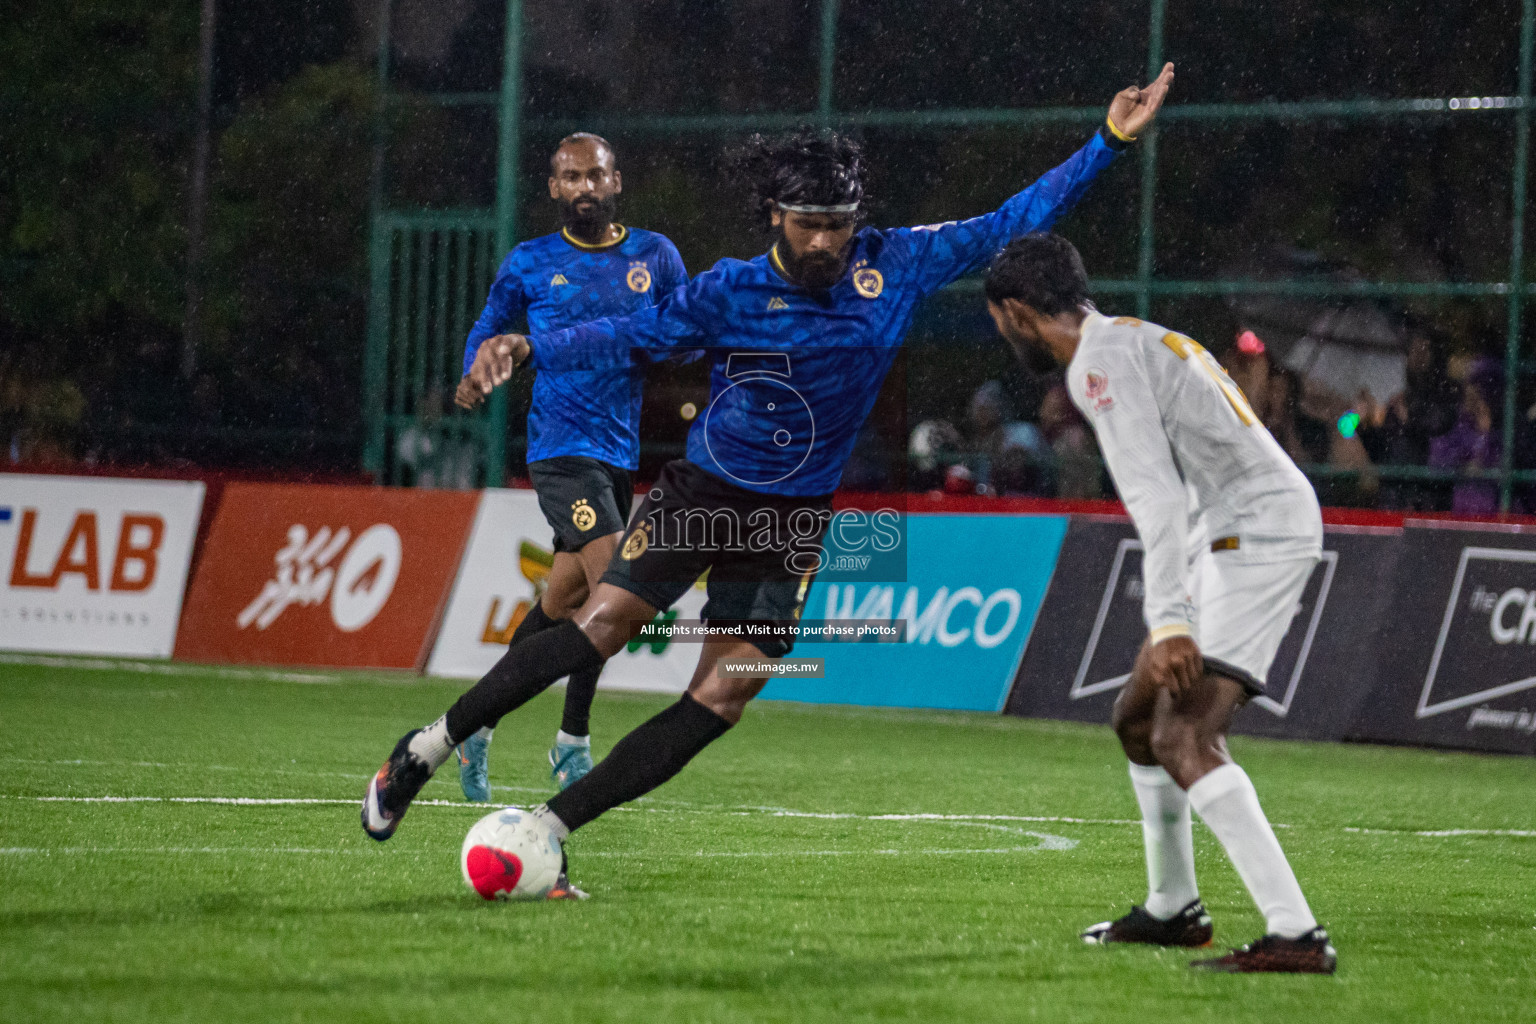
left=474, top=726, right=493, bottom=742
left=1128, top=761, right=1199, bottom=919
left=556, top=730, right=590, bottom=747
left=408, top=715, right=454, bottom=771
left=1187, top=763, right=1317, bottom=938
left=532, top=803, right=570, bottom=842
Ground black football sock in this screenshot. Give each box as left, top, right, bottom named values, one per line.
left=545, top=693, right=731, bottom=833
left=508, top=601, right=557, bottom=647
left=444, top=621, right=604, bottom=744
left=559, top=663, right=600, bottom=737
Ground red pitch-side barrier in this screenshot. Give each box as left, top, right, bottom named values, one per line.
left=174, top=483, right=476, bottom=670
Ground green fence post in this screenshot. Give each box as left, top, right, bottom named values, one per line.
left=361, top=0, right=395, bottom=479
left=362, top=222, right=392, bottom=478
left=486, top=0, right=523, bottom=488
left=818, top=0, right=840, bottom=123
left=1135, top=0, right=1166, bottom=320
left=1502, top=0, right=1534, bottom=512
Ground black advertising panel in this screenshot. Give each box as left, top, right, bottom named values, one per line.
left=1006, top=518, right=1139, bottom=726
left=1351, top=523, right=1536, bottom=754
left=1008, top=517, right=1397, bottom=742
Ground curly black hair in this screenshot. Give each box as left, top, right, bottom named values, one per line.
left=727, top=127, right=866, bottom=230
left=984, top=233, right=1091, bottom=316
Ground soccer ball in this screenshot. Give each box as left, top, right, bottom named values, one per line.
left=460, top=807, right=562, bottom=901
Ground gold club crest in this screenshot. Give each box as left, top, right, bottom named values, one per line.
left=621, top=523, right=650, bottom=560
left=626, top=262, right=652, bottom=293
left=571, top=498, right=597, bottom=532
left=852, top=266, right=883, bottom=299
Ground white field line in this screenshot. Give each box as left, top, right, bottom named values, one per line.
left=3, top=793, right=1530, bottom=842
left=583, top=845, right=1073, bottom=857
left=1343, top=826, right=1536, bottom=838
left=0, top=793, right=1121, bottom=826
left=4, top=795, right=471, bottom=808
left=0, top=844, right=1065, bottom=859
left=0, top=846, right=392, bottom=856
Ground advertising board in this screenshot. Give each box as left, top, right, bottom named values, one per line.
left=175, top=483, right=475, bottom=669
left=762, top=513, right=1069, bottom=711
left=0, top=474, right=205, bottom=657
left=1007, top=516, right=1396, bottom=740
left=1351, top=522, right=1536, bottom=753
left=426, top=488, right=705, bottom=693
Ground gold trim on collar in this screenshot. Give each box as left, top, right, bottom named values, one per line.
left=769, top=243, right=790, bottom=277
left=561, top=224, right=628, bottom=250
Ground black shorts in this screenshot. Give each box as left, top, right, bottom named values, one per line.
left=527, top=456, right=634, bottom=553
left=601, top=460, right=831, bottom=658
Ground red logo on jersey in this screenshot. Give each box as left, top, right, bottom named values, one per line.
left=1084, top=369, right=1113, bottom=412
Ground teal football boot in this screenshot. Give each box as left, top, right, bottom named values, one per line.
left=548, top=737, right=593, bottom=790
left=456, top=730, right=491, bottom=803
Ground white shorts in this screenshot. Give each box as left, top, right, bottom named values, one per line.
left=1188, top=551, right=1319, bottom=695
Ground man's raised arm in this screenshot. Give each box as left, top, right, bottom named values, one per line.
left=455, top=253, right=529, bottom=409
left=466, top=270, right=725, bottom=398
left=896, top=63, right=1174, bottom=295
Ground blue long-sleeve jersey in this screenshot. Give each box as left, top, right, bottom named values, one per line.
left=464, top=225, right=688, bottom=470
left=529, top=132, right=1122, bottom=495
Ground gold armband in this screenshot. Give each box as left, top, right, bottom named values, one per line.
left=1105, top=115, right=1137, bottom=143
left=1149, top=624, right=1192, bottom=645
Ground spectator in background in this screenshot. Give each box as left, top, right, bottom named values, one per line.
left=908, top=418, right=963, bottom=492
left=1429, top=355, right=1504, bottom=517
left=1221, top=331, right=1308, bottom=464
left=396, top=388, right=480, bottom=490
left=1355, top=323, right=1460, bottom=510
left=1038, top=382, right=1102, bottom=498
left=965, top=380, right=1053, bottom=495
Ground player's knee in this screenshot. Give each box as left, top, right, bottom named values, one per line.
left=552, top=587, right=589, bottom=619
left=1148, top=717, right=1197, bottom=773
left=688, top=675, right=761, bottom=725
left=574, top=604, right=634, bottom=659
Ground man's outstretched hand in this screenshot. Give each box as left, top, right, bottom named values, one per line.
left=454, top=333, right=531, bottom=410
left=1107, top=62, right=1175, bottom=139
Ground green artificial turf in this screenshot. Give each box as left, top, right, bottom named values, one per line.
left=1, top=656, right=1533, bottom=1023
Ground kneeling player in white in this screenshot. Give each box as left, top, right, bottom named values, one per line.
left=984, top=233, right=1335, bottom=974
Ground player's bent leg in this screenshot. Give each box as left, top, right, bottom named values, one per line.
left=550, top=533, right=622, bottom=789
left=1147, top=670, right=1244, bottom=790
left=536, top=636, right=762, bottom=840
left=1084, top=644, right=1208, bottom=945
left=454, top=555, right=590, bottom=803
left=542, top=550, right=593, bottom=621
left=447, top=583, right=650, bottom=741
left=1110, top=640, right=1161, bottom=764
left=361, top=586, right=655, bottom=840
left=1152, top=668, right=1332, bottom=972
left=541, top=549, right=594, bottom=789
left=685, top=638, right=771, bottom=724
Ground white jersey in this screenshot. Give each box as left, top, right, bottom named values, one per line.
left=1066, top=312, right=1322, bottom=638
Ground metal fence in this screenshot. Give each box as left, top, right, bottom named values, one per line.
left=364, top=0, right=1536, bottom=506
